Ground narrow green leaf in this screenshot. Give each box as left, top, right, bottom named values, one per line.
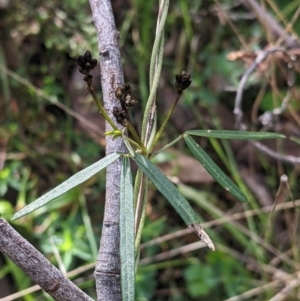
left=184, top=135, right=247, bottom=202
left=133, top=153, right=199, bottom=225
left=186, top=130, right=286, bottom=140
left=120, top=156, right=135, bottom=301
left=11, top=152, right=120, bottom=221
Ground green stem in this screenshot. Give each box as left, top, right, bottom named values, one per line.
left=134, top=173, right=146, bottom=234
left=152, top=134, right=183, bottom=157
left=141, top=0, right=169, bottom=143
left=87, top=85, right=118, bottom=130
left=134, top=175, right=148, bottom=254
left=124, top=135, right=142, bottom=151
left=149, top=0, right=170, bottom=89
left=125, top=113, right=147, bottom=154
left=149, top=93, right=181, bottom=154
left=141, top=33, right=165, bottom=143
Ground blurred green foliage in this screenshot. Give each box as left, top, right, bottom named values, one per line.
left=184, top=252, right=252, bottom=299
left=1, top=0, right=300, bottom=300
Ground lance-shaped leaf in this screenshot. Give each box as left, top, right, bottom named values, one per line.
left=186, top=130, right=286, bottom=140
left=11, top=152, right=120, bottom=221
left=133, top=153, right=199, bottom=225
left=133, top=154, right=215, bottom=250
left=120, top=156, right=135, bottom=301
left=184, top=135, right=247, bottom=202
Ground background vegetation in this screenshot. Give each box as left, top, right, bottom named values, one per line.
left=1, top=0, right=300, bottom=300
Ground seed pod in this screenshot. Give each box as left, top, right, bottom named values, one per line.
left=175, top=71, right=192, bottom=94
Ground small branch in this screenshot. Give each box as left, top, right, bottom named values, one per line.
left=87, top=84, right=118, bottom=131
left=233, top=46, right=285, bottom=128
left=149, top=94, right=181, bottom=153
left=233, top=46, right=300, bottom=165
left=241, top=0, right=300, bottom=48
left=250, top=141, right=300, bottom=165
left=152, top=134, right=183, bottom=157
left=141, top=0, right=169, bottom=144
left=0, top=218, right=94, bottom=301
left=125, top=117, right=146, bottom=153
left=149, top=71, right=191, bottom=154
left=269, top=271, right=300, bottom=301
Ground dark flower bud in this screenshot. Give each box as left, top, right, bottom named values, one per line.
left=83, top=50, right=92, bottom=61
left=125, top=94, right=137, bottom=108
left=77, top=50, right=97, bottom=76
left=115, top=87, right=123, bottom=100
left=121, top=84, right=131, bottom=94
left=91, top=59, right=98, bottom=69
left=175, top=71, right=192, bottom=94
left=76, top=55, right=85, bottom=66
left=113, top=107, right=127, bottom=125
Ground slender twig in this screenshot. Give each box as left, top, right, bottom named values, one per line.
left=133, top=1, right=169, bottom=262
left=250, top=140, right=300, bottom=165
left=86, top=84, right=118, bottom=131
left=134, top=170, right=146, bottom=235
left=153, top=135, right=183, bottom=156
left=143, top=32, right=165, bottom=146
left=149, top=94, right=181, bottom=154
left=233, top=46, right=285, bottom=128
left=269, top=271, right=300, bottom=301
left=222, top=279, right=283, bottom=301
left=214, top=0, right=249, bottom=49
left=141, top=198, right=300, bottom=251
left=0, top=219, right=94, bottom=301
left=264, top=0, right=300, bottom=46
left=233, top=46, right=300, bottom=165
left=141, top=0, right=169, bottom=143
left=265, top=174, right=289, bottom=240
left=124, top=113, right=147, bottom=153
left=134, top=177, right=148, bottom=252
left=2, top=262, right=96, bottom=301
left=274, top=5, right=300, bottom=47
left=241, top=0, right=300, bottom=48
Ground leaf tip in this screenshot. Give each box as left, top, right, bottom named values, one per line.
left=10, top=215, right=18, bottom=222
left=189, top=223, right=215, bottom=251
left=239, top=193, right=248, bottom=203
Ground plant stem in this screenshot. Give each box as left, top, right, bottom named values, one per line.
left=124, top=135, right=142, bottom=151
left=149, top=93, right=181, bottom=154
left=141, top=0, right=169, bottom=143
left=152, top=134, right=183, bottom=157
left=134, top=178, right=148, bottom=253
left=125, top=113, right=147, bottom=154
left=89, top=0, right=126, bottom=299
left=87, top=84, right=118, bottom=131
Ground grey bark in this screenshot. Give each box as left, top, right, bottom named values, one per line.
left=88, top=0, right=126, bottom=300
left=0, top=218, right=94, bottom=301
left=241, top=0, right=300, bottom=48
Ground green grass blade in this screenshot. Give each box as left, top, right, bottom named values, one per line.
left=133, top=153, right=199, bottom=225
left=186, top=130, right=286, bottom=140
left=11, top=152, right=120, bottom=221
left=184, top=135, right=247, bottom=202
left=120, top=156, right=135, bottom=301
